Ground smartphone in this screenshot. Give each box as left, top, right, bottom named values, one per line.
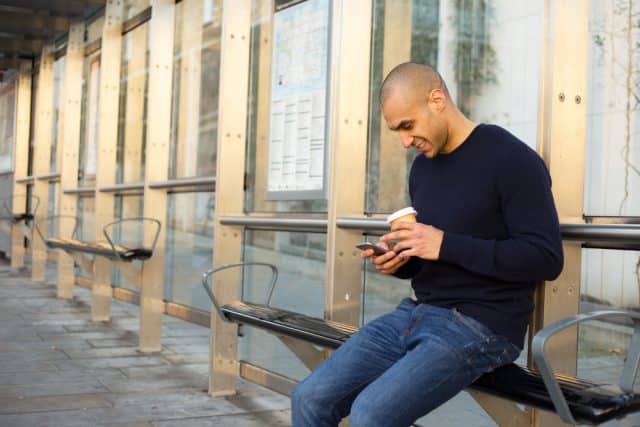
left=355, top=242, right=388, bottom=256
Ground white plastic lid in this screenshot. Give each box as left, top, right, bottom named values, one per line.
left=386, top=207, right=417, bottom=224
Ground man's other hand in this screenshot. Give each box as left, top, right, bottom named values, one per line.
left=361, top=240, right=410, bottom=275
left=380, top=221, right=444, bottom=261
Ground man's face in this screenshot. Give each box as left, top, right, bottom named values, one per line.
left=381, top=90, right=448, bottom=158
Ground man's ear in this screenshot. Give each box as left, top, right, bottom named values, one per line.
left=429, top=88, right=446, bottom=112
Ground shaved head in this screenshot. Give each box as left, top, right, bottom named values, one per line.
left=380, top=63, right=450, bottom=106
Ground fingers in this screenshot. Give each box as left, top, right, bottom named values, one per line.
left=372, top=251, right=408, bottom=274
left=380, top=230, right=409, bottom=244
left=378, top=254, right=409, bottom=274
left=390, top=221, right=417, bottom=232
left=360, top=248, right=374, bottom=259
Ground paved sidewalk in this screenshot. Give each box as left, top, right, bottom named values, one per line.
left=0, top=262, right=290, bottom=426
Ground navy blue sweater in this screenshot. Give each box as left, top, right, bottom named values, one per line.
left=394, top=124, right=563, bottom=348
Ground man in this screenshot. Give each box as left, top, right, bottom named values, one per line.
left=291, top=63, right=563, bottom=426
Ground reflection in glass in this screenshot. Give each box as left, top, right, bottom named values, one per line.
left=79, top=54, right=101, bottom=187
left=366, top=0, right=543, bottom=213
left=239, top=229, right=326, bottom=380
left=244, top=0, right=327, bottom=213
left=50, top=57, right=66, bottom=173
left=164, top=192, right=215, bottom=310
left=169, top=0, right=221, bottom=179
left=47, top=183, right=59, bottom=218
left=112, top=194, right=144, bottom=290
left=578, top=248, right=639, bottom=387
left=585, top=0, right=640, bottom=216
left=116, top=24, right=149, bottom=184
left=76, top=196, right=96, bottom=279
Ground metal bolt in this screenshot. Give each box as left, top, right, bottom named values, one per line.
left=558, top=93, right=565, bottom=102
left=574, top=95, right=582, bottom=104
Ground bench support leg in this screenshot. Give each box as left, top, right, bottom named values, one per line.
left=210, top=319, right=240, bottom=397
left=139, top=263, right=164, bottom=353
left=92, top=257, right=112, bottom=321
left=10, top=223, right=25, bottom=269
left=57, top=250, right=75, bottom=299
left=278, top=336, right=327, bottom=371
left=469, top=390, right=532, bottom=427
left=31, top=236, right=47, bottom=283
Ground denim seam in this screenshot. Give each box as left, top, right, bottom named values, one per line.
left=453, top=309, right=490, bottom=341
left=402, top=307, right=429, bottom=337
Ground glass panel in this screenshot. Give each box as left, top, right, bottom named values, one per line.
left=116, top=23, right=149, bottom=184
left=366, top=0, right=543, bottom=213
left=79, top=53, right=101, bottom=187
left=47, top=182, right=59, bottom=219
left=169, top=0, right=221, bottom=179
left=124, top=0, right=150, bottom=18
left=76, top=196, right=96, bottom=279
left=50, top=57, right=66, bottom=173
left=361, top=234, right=414, bottom=325
left=164, top=192, right=215, bottom=310
left=584, top=0, right=640, bottom=216
left=86, top=15, right=104, bottom=44
left=577, top=248, right=639, bottom=387
left=112, top=194, right=144, bottom=290
left=244, top=0, right=328, bottom=213
left=239, top=229, right=326, bottom=380
left=0, top=77, right=16, bottom=173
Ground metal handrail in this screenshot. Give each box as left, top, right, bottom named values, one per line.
left=15, top=176, right=34, bottom=184
left=148, top=177, right=215, bottom=190
left=201, top=262, right=279, bottom=322
left=63, top=187, right=96, bottom=195
left=35, top=172, right=61, bottom=181
left=561, top=223, right=640, bottom=243
left=220, top=216, right=328, bottom=232
left=532, top=310, right=640, bottom=424
left=98, top=182, right=144, bottom=193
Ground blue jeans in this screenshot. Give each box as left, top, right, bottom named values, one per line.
left=291, top=298, right=521, bottom=427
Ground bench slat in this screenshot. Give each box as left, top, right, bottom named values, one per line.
left=45, top=237, right=152, bottom=261
left=222, top=301, right=640, bottom=425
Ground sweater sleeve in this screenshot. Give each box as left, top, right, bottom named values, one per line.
left=438, top=147, right=563, bottom=282
left=392, top=256, right=422, bottom=279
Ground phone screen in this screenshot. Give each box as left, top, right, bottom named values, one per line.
left=355, top=242, right=388, bottom=256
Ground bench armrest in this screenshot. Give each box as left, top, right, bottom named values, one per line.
left=0, top=194, right=39, bottom=222
left=201, top=262, right=279, bottom=322
left=532, top=310, right=640, bottom=424
left=102, top=217, right=162, bottom=260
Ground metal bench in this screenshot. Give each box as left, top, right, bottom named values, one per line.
left=0, top=195, right=39, bottom=240
left=202, top=262, right=640, bottom=426
left=35, top=216, right=160, bottom=285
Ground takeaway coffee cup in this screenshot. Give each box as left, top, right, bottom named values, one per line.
left=386, top=207, right=418, bottom=226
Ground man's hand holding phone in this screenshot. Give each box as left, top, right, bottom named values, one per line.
left=356, top=241, right=410, bottom=275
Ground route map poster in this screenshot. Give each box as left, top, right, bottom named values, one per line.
left=267, top=0, right=330, bottom=200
